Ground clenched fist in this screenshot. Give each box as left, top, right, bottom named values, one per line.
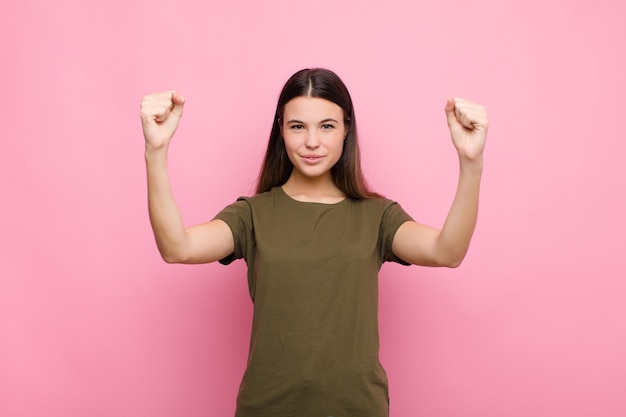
left=140, top=91, right=185, bottom=150
left=444, top=98, right=488, bottom=162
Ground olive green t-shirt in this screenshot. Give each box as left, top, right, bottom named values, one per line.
left=214, top=186, right=413, bottom=417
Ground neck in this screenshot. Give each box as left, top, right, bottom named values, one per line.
left=282, top=171, right=345, bottom=203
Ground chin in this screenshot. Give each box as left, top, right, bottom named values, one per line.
left=303, top=161, right=335, bottom=174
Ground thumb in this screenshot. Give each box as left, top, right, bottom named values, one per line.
left=444, top=98, right=457, bottom=127
left=171, top=92, right=185, bottom=116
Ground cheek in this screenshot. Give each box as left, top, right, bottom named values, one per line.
left=328, top=138, right=346, bottom=164
left=332, top=134, right=346, bottom=151
left=282, top=134, right=299, bottom=153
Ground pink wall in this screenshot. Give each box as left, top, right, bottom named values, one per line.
left=2, top=0, right=625, bottom=416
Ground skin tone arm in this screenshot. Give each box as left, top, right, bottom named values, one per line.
left=392, top=98, right=488, bottom=268
left=141, top=91, right=234, bottom=264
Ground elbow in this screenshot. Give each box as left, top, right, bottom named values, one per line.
left=158, top=247, right=187, bottom=264
left=162, top=254, right=179, bottom=264
left=439, top=252, right=466, bottom=268
left=446, top=258, right=463, bottom=268
left=431, top=236, right=470, bottom=269
left=160, top=252, right=179, bottom=264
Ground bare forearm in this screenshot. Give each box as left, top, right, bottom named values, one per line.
left=145, top=147, right=188, bottom=262
left=392, top=98, right=487, bottom=268
left=436, top=158, right=483, bottom=267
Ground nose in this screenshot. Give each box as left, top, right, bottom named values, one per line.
left=304, top=131, right=320, bottom=149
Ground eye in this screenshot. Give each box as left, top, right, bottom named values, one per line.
left=321, top=123, right=335, bottom=130
left=290, top=124, right=305, bottom=130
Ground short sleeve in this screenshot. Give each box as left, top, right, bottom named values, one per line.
left=213, top=198, right=254, bottom=265
left=379, top=201, right=413, bottom=265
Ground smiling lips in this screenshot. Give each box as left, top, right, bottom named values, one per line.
left=300, top=154, right=325, bottom=164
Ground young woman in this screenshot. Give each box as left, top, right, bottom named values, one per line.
left=140, top=68, right=488, bottom=417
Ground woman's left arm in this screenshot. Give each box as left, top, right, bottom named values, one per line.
left=392, top=98, right=488, bottom=267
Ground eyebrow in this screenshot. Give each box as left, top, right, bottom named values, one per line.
left=286, top=118, right=340, bottom=124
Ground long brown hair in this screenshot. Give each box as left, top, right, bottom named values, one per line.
left=255, top=68, right=381, bottom=199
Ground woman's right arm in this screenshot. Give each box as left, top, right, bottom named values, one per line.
left=141, top=91, right=234, bottom=264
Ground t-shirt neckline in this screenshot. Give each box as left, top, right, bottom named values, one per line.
left=277, top=186, right=348, bottom=206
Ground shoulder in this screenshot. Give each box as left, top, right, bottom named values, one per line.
left=350, top=196, right=413, bottom=226
left=220, top=188, right=283, bottom=218
left=235, top=187, right=277, bottom=207
left=351, top=196, right=402, bottom=212
left=214, top=190, right=276, bottom=222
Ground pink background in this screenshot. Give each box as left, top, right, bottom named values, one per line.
left=2, top=0, right=625, bottom=416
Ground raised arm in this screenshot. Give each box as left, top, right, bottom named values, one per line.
left=141, top=91, right=234, bottom=264
left=392, top=98, right=488, bottom=267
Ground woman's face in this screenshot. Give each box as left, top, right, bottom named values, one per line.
left=281, top=96, right=347, bottom=180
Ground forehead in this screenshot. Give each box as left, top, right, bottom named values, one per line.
left=283, top=96, right=343, bottom=121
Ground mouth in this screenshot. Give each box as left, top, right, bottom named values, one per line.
left=300, top=155, right=325, bottom=164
